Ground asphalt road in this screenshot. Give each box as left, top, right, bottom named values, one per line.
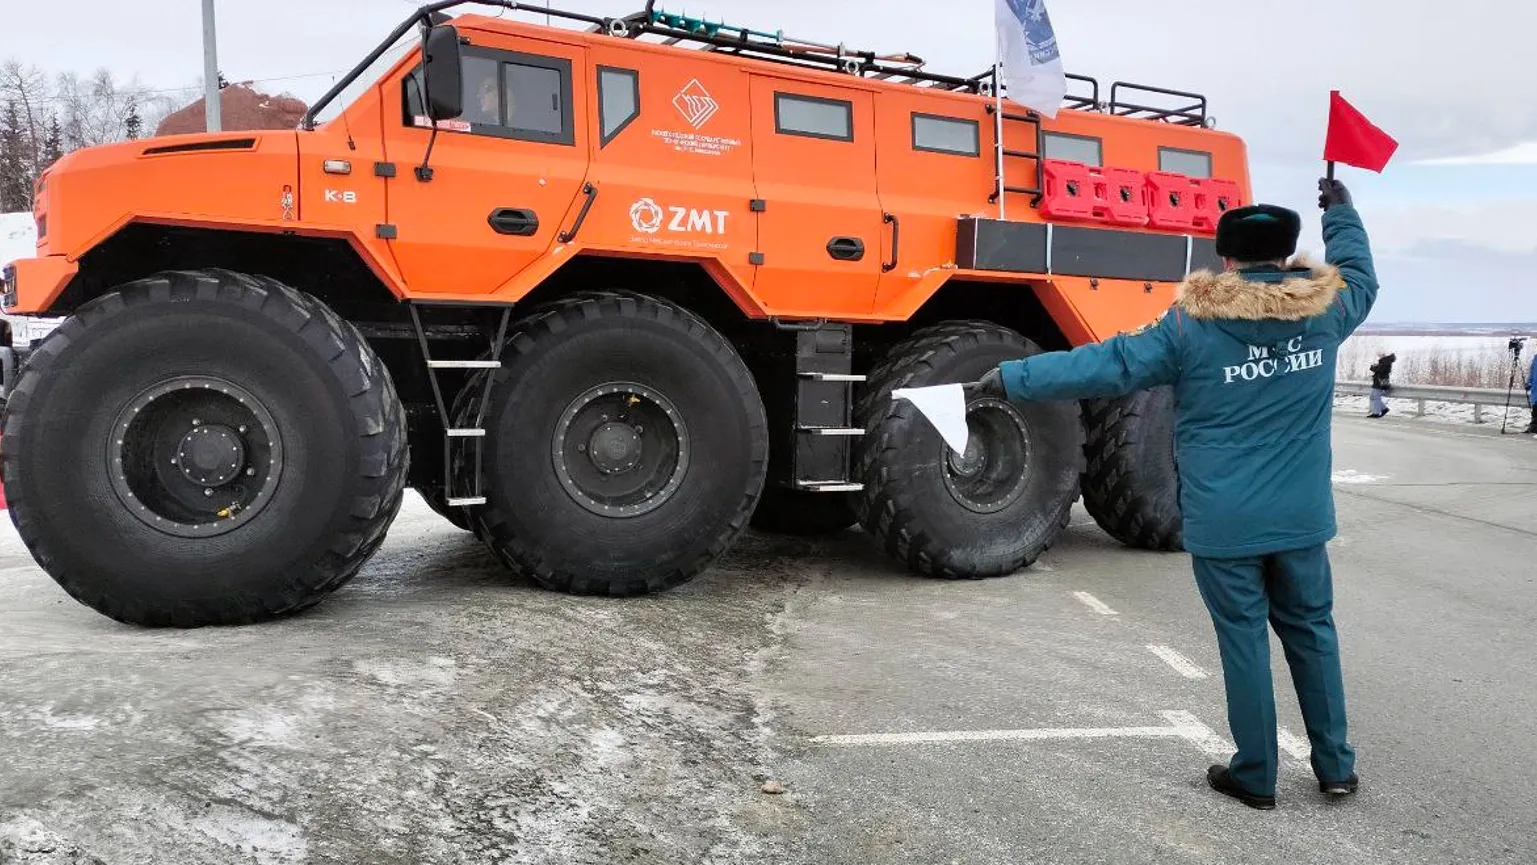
left=1, top=412, right=1534, bottom=865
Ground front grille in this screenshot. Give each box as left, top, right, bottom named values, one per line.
left=2, top=264, right=17, bottom=309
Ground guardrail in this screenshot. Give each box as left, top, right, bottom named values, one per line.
left=1334, top=380, right=1527, bottom=423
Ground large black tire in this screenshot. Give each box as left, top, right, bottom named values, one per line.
left=1080, top=386, right=1184, bottom=551
left=0, top=269, right=408, bottom=627
left=455, top=291, right=768, bottom=595
left=855, top=321, right=1082, bottom=578
left=749, top=486, right=860, bottom=536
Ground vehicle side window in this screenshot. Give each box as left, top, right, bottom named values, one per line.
left=1043, top=131, right=1102, bottom=166
left=597, top=67, right=640, bottom=146
left=774, top=93, right=853, bottom=142
left=1159, top=147, right=1212, bottom=177
left=912, top=113, right=979, bottom=157
left=402, top=48, right=575, bottom=146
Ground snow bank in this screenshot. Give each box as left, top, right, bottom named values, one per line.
left=1, top=212, right=34, bottom=268
left=1, top=212, right=65, bottom=349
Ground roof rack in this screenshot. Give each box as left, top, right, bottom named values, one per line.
left=305, top=1, right=1213, bottom=129
left=1106, top=82, right=1210, bottom=127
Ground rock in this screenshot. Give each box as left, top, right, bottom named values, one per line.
left=760, top=780, right=785, bottom=795
left=154, top=84, right=309, bottom=137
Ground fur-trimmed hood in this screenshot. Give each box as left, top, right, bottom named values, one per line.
left=1176, top=256, right=1345, bottom=322
left=1175, top=256, right=1347, bottom=350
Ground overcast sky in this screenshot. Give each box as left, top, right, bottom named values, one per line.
left=6, top=0, right=1535, bottom=323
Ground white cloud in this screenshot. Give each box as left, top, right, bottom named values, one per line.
left=1414, top=141, right=1537, bottom=166
left=1363, top=200, right=1537, bottom=256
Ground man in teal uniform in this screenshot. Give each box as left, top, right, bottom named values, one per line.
left=968, top=179, right=1370, bottom=809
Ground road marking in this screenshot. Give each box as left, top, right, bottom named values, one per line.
left=1160, top=710, right=1234, bottom=758
left=1277, top=727, right=1310, bottom=761
left=1073, top=591, right=1118, bottom=616
left=811, top=710, right=1235, bottom=761
left=1146, top=645, right=1209, bottom=679
left=811, top=725, right=1188, bottom=747
left=1332, top=469, right=1387, bottom=484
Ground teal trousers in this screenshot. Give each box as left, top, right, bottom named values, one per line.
left=1191, top=545, right=1356, bottom=796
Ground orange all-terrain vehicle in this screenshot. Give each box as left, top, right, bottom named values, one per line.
left=0, top=2, right=1251, bottom=627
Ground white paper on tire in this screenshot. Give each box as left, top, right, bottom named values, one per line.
left=891, top=384, right=970, bottom=454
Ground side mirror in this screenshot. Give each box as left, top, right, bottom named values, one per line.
left=422, top=25, right=463, bottom=121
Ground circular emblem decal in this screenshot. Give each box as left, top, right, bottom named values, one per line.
left=630, top=198, right=664, bottom=234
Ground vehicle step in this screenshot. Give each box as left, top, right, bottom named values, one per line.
left=445, top=496, right=487, bottom=507
left=798, top=372, right=866, bottom=382
left=797, top=426, right=864, bottom=436
left=446, top=428, right=486, bottom=437
left=427, top=359, right=503, bottom=369
left=796, top=481, right=864, bottom=492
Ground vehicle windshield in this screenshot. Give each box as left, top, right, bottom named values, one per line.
left=310, top=30, right=419, bottom=127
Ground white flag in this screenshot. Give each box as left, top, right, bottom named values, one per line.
left=995, top=0, right=1066, bottom=119
left=892, top=385, right=971, bottom=454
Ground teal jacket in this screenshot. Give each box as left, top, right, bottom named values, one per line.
left=999, top=205, right=1378, bottom=558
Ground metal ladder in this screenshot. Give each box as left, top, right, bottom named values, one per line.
left=773, top=322, right=865, bottom=493
left=794, top=369, right=866, bottom=493
left=984, top=67, right=1046, bottom=216
left=408, top=304, right=513, bottom=508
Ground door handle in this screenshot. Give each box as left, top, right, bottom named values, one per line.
left=826, top=236, right=865, bottom=262
left=882, top=212, right=900, bottom=273
left=488, top=207, right=539, bottom=236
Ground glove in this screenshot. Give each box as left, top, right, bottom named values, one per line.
left=963, top=367, right=1006, bottom=400
left=1318, top=178, right=1351, bottom=210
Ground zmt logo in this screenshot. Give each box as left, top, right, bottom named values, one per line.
left=672, top=79, right=719, bottom=129
left=629, top=197, right=730, bottom=236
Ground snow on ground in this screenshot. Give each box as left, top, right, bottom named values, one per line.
left=1, top=212, right=34, bottom=268
left=1333, top=393, right=1535, bottom=430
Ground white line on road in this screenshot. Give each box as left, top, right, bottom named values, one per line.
left=810, top=725, right=1188, bottom=746
left=811, top=710, right=1238, bottom=758
left=1073, top=591, right=1118, bottom=616
left=1146, top=645, right=1209, bottom=679
left=1160, top=710, right=1234, bottom=759
left=1277, top=727, right=1310, bottom=761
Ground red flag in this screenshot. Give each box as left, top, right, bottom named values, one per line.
left=1324, top=90, right=1398, bottom=172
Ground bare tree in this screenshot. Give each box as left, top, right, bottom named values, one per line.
left=0, top=59, right=193, bottom=209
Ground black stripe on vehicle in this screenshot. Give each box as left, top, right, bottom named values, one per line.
left=1049, top=225, right=1188, bottom=282
left=142, top=138, right=258, bottom=155
left=957, top=217, right=1215, bottom=283
left=1189, top=237, right=1222, bottom=274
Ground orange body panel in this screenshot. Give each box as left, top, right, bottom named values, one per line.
left=7, top=11, right=1252, bottom=346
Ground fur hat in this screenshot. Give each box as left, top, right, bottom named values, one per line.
left=1215, top=204, right=1301, bottom=262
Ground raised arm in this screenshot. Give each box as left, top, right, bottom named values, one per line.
left=1319, top=179, right=1380, bottom=337
left=994, top=309, right=1182, bottom=403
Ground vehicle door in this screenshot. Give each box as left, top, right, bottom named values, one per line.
left=382, top=36, right=590, bottom=297
left=747, top=74, right=884, bottom=317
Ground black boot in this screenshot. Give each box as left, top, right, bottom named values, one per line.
left=1206, top=765, right=1276, bottom=810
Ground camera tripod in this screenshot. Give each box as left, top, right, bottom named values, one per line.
left=1500, top=336, right=1530, bottom=435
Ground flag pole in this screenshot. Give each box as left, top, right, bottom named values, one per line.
left=1326, top=160, right=1335, bottom=181
left=994, top=59, right=1006, bottom=220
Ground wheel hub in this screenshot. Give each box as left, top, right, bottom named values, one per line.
left=107, top=376, right=282, bottom=538
left=947, top=436, right=987, bottom=478
left=553, top=383, right=689, bottom=519
left=177, top=424, right=246, bottom=487
left=589, top=422, right=642, bottom=474
left=941, top=397, right=1034, bottom=515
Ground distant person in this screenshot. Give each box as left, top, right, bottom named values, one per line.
left=965, top=178, right=1370, bottom=809
left=1527, top=345, right=1536, bottom=434
left=1367, top=353, right=1395, bottom=417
